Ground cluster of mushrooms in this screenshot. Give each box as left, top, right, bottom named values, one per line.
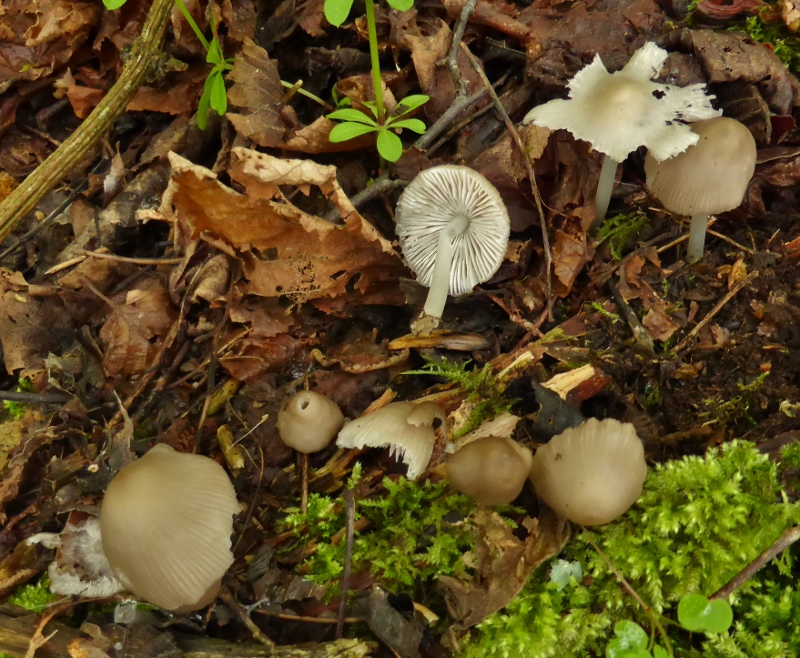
left=395, top=42, right=757, bottom=324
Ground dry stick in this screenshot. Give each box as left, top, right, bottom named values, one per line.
left=461, top=43, right=553, bottom=320
left=336, top=489, right=357, bottom=639
left=583, top=530, right=673, bottom=656
left=79, top=249, right=184, bottom=265
left=0, top=0, right=173, bottom=244
left=711, top=525, right=800, bottom=600
left=0, top=390, right=70, bottom=404
left=300, top=453, right=309, bottom=515
left=671, top=272, right=758, bottom=354
left=219, top=590, right=276, bottom=650
left=607, top=279, right=656, bottom=357
left=439, top=0, right=478, bottom=93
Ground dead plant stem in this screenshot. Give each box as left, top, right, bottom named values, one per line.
left=0, top=0, right=173, bottom=244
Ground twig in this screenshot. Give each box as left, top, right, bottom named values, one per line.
left=607, top=279, right=655, bottom=357
left=439, top=0, right=478, bottom=94
left=711, top=526, right=800, bottom=600
left=0, top=0, right=174, bottom=244
left=583, top=530, right=673, bottom=656
left=414, top=89, right=487, bottom=151
left=336, top=489, right=357, bottom=639
left=671, top=272, right=758, bottom=354
left=0, top=390, right=70, bottom=404
left=79, top=249, right=184, bottom=265
left=300, top=453, right=309, bottom=515
left=461, top=43, right=553, bottom=320
left=219, top=590, right=276, bottom=650
left=254, top=609, right=366, bottom=624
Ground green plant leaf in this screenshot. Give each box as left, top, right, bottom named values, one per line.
left=606, top=621, right=650, bottom=658
left=207, top=37, right=225, bottom=66
left=652, top=646, right=668, bottom=658
left=387, top=118, right=426, bottom=133
left=329, top=122, right=378, bottom=142
left=197, top=74, right=214, bottom=130
left=376, top=129, right=403, bottom=162
left=397, top=94, right=430, bottom=111
left=209, top=71, right=228, bottom=116
left=324, top=0, right=355, bottom=26
left=678, top=594, right=733, bottom=634
left=362, top=100, right=379, bottom=119
left=327, top=109, right=377, bottom=126
left=103, top=0, right=128, bottom=8
left=385, top=0, right=414, bottom=10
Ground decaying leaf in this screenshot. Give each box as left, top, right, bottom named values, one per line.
left=439, top=507, right=569, bottom=629
left=162, top=149, right=407, bottom=306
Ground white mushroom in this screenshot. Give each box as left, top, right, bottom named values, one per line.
left=336, top=401, right=446, bottom=480
left=99, top=444, right=240, bottom=611
left=395, top=165, right=510, bottom=320
left=528, top=418, right=647, bottom=525
left=644, top=117, right=757, bottom=260
left=524, top=42, right=720, bottom=224
left=277, top=391, right=345, bottom=454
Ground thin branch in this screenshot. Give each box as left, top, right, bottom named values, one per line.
left=0, top=0, right=174, bottom=243
left=336, top=488, right=357, bottom=639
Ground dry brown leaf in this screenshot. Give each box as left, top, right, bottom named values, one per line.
left=551, top=229, right=588, bottom=296
left=440, top=508, right=568, bottom=629
left=642, top=307, right=680, bottom=342
left=226, top=39, right=285, bottom=147
left=162, top=149, right=406, bottom=305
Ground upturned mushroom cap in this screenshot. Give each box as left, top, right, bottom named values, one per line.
left=277, top=391, right=345, bottom=453
left=336, top=401, right=446, bottom=480
left=446, top=436, right=533, bottom=506
left=523, top=42, right=720, bottom=162
left=528, top=418, right=647, bottom=526
left=644, top=117, right=757, bottom=216
left=99, top=444, right=240, bottom=611
left=395, top=165, right=510, bottom=318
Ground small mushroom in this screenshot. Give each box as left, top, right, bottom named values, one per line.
left=336, top=401, right=446, bottom=480
left=528, top=418, right=647, bottom=526
left=446, top=436, right=533, bottom=505
left=395, top=165, right=510, bottom=321
left=277, top=390, right=345, bottom=454
left=99, top=444, right=240, bottom=611
left=644, top=117, right=757, bottom=260
left=523, top=42, right=719, bottom=224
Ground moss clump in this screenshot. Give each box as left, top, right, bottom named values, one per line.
left=283, top=476, right=476, bottom=596
left=8, top=575, right=58, bottom=612
left=463, top=441, right=800, bottom=657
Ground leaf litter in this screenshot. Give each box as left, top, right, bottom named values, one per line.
left=0, top=0, right=798, bottom=655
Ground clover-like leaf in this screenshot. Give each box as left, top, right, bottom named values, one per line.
left=606, top=620, right=650, bottom=658
left=324, top=0, right=355, bottom=26
left=376, top=129, right=403, bottom=162
left=678, top=594, right=733, bottom=634
left=327, top=109, right=378, bottom=126
left=329, top=122, right=378, bottom=142
left=653, top=646, right=668, bottom=658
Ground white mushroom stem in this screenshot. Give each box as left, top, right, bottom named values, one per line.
left=423, top=215, right=469, bottom=319
left=595, top=155, right=619, bottom=226
left=686, top=214, right=709, bottom=261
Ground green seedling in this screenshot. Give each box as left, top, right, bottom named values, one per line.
left=606, top=620, right=668, bottom=658
left=102, top=0, right=233, bottom=128
left=324, top=0, right=428, bottom=162
left=677, top=593, right=733, bottom=634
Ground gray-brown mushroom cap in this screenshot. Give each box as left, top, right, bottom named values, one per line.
left=644, top=117, right=756, bottom=217
left=277, top=391, right=345, bottom=453
left=446, top=436, right=533, bottom=506
left=528, top=418, right=647, bottom=526
left=99, top=444, right=240, bottom=611
left=395, top=165, right=510, bottom=319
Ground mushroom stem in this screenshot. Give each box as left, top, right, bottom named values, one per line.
left=423, top=216, right=467, bottom=318
left=595, top=155, right=619, bottom=225
left=686, top=214, right=709, bottom=260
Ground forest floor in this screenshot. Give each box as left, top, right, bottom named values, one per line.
left=0, top=0, right=799, bottom=656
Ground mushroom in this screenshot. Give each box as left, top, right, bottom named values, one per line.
left=99, top=444, right=240, bottom=611
left=528, top=418, right=647, bottom=526
left=445, top=436, right=533, bottom=505
left=644, top=117, right=757, bottom=260
left=336, top=401, right=446, bottom=480
left=523, top=42, right=719, bottom=224
left=395, top=165, right=510, bottom=322
left=277, top=390, right=345, bottom=513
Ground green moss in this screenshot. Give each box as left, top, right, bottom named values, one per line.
left=283, top=477, right=476, bottom=596
left=595, top=211, right=649, bottom=261
left=463, top=442, right=800, bottom=657
left=1, top=377, right=32, bottom=420
left=9, top=575, right=58, bottom=612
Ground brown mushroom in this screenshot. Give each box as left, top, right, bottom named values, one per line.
left=528, top=418, right=647, bottom=525
left=99, top=444, right=240, bottom=611
left=446, top=436, right=533, bottom=505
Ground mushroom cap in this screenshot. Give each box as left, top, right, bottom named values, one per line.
left=445, top=436, right=533, bottom=506
left=528, top=418, right=647, bottom=526
left=644, top=117, right=757, bottom=216
left=336, top=401, right=446, bottom=480
left=523, top=42, right=720, bottom=162
left=277, top=391, right=345, bottom=453
left=395, top=165, right=510, bottom=297
left=99, top=444, right=240, bottom=611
